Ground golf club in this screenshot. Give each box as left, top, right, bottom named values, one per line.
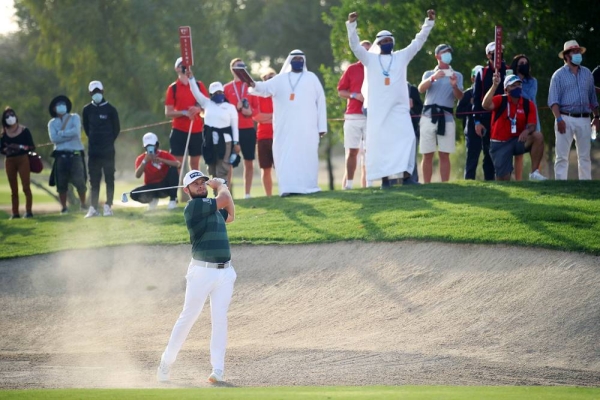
left=121, top=185, right=184, bottom=203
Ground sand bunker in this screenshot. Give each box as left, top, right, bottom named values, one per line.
left=0, top=242, right=599, bottom=388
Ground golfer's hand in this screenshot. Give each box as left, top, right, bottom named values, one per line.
left=556, top=118, right=566, bottom=134
left=348, top=12, right=358, bottom=23
left=427, top=9, right=436, bottom=20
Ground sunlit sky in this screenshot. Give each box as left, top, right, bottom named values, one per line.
left=0, top=0, right=18, bottom=35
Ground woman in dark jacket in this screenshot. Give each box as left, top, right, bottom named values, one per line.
left=0, top=107, right=36, bottom=218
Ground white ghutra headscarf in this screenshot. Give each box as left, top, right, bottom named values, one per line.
left=280, top=49, right=308, bottom=73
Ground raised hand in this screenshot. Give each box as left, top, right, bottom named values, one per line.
left=427, top=9, right=436, bottom=20
left=348, top=12, right=358, bottom=23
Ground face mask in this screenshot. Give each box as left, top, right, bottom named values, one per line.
left=380, top=43, right=394, bottom=54
left=92, top=93, right=103, bottom=104
left=509, top=87, right=522, bottom=98
left=517, top=64, right=529, bottom=76
left=570, top=54, right=582, bottom=65
left=440, top=52, right=452, bottom=64
left=211, top=93, right=225, bottom=103
left=5, top=116, right=16, bottom=126
left=56, top=104, right=67, bottom=115
left=290, top=60, right=304, bottom=72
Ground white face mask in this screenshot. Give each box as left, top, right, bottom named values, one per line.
left=5, top=116, right=17, bottom=126
left=91, top=93, right=103, bottom=104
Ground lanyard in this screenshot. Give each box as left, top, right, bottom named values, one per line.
left=288, top=71, right=304, bottom=94
left=378, top=54, right=393, bottom=77
left=507, top=100, right=518, bottom=133
left=233, top=81, right=246, bottom=102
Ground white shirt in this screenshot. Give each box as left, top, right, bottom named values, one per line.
left=189, top=77, right=239, bottom=143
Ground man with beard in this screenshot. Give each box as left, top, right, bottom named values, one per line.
left=157, top=170, right=236, bottom=384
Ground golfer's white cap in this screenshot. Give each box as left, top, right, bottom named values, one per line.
left=142, top=132, right=158, bottom=147
left=183, top=170, right=209, bottom=187
left=209, top=81, right=224, bottom=94
left=88, top=80, right=103, bottom=92
left=174, top=57, right=183, bottom=69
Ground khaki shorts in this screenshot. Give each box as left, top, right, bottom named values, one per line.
left=419, top=116, right=456, bottom=154
left=343, top=117, right=367, bottom=149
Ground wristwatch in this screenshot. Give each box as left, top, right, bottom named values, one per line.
left=141, top=160, right=147, bottom=165
left=233, top=141, right=239, bottom=145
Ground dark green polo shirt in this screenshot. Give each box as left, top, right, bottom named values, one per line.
left=184, top=198, right=230, bottom=263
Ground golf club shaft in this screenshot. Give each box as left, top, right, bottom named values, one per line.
left=129, top=185, right=183, bottom=195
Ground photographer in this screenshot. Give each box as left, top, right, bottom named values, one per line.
left=132, top=132, right=181, bottom=211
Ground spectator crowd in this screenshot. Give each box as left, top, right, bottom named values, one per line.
left=2, top=8, right=600, bottom=219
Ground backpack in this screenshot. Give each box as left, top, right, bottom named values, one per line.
left=493, top=95, right=530, bottom=123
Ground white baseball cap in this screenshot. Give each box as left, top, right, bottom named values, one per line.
left=88, top=80, right=103, bottom=92
left=174, top=57, right=183, bottom=69
left=183, top=170, right=209, bottom=187
left=209, top=82, right=224, bottom=94
left=142, top=132, right=158, bottom=147
left=485, top=42, right=505, bottom=54
left=504, top=74, right=522, bottom=89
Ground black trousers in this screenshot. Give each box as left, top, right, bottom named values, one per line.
left=88, top=155, right=115, bottom=208
left=130, top=167, right=178, bottom=204
left=464, top=120, right=495, bottom=181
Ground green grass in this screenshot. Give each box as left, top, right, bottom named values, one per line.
left=1, top=386, right=599, bottom=399
left=1, top=180, right=599, bottom=259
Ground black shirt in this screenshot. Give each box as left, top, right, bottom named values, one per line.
left=82, top=100, right=120, bottom=158
left=0, top=127, right=35, bottom=158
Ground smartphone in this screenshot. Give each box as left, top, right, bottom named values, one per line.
left=242, top=98, right=249, bottom=109
left=506, top=69, right=514, bottom=76
left=147, top=145, right=155, bottom=155
left=181, top=65, right=187, bottom=73
left=443, top=69, right=454, bottom=77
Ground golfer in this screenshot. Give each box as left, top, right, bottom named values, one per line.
left=157, top=170, right=236, bottom=384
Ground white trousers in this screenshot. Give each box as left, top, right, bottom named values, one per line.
left=554, top=115, right=592, bottom=180
left=162, top=261, right=237, bottom=371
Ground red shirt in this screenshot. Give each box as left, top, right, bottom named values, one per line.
left=490, top=95, right=537, bottom=142
left=249, top=94, right=273, bottom=140
left=337, top=61, right=365, bottom=115
left=135, top=149, right=177, bottom=185
left=224, top=80, right=254, bottom=129
left=165, top=79, right=208, bottom=134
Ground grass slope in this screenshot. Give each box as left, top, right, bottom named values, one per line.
left=1, top=386, right=600, bottom=399
left=1, top=181, right=599, bottom=259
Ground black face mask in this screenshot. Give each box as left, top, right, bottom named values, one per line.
left=517, top=64, right=530, bottom=76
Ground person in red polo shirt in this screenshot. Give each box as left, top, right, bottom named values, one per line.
left=249, top=68, right=276, bottom=196
left=337, top=40, right=371, bottom=190
left=224, top=58, right=255, bottom=199
left=165, top=57, right=209, bottom=172
left=483, top=73, right=547, bottom=181
left=132, top=132, right=181, bottom=210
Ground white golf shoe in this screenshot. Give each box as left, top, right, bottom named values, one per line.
left=148, top=198, right=159, bottom=211
left=167, top=200, right=177, bottom=210
left=84, top=206, right=100, bottom=218
left=103, top=204, right=113, bottom=217
left=156, top=355, right=171, bottom=382
left=208, top=369, right=224, bottom=383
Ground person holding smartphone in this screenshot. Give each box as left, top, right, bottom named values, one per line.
left=132, top=132, right=181, bottom=210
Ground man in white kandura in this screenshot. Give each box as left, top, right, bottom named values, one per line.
left=248, top=49, right=327, bottom=197
left=346, top=10, right=436, bottom=187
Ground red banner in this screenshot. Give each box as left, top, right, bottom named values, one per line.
left=494, top=25, right=503, bottom=72
left=179, top=26, right=194, bottom=67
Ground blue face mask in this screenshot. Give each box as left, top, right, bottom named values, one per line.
left=290, top=60, right=304, bottom=72
left=509, top=87, right=522, bottom=98
left=211, top=93, right=225, bottom=103
left=380, top=43, right=394, bottom=54
left=441, top=52, right=452, bottom=64
left=56, top=104, right=67, bottom=115
left=92, top=93, right=103, bottom=104
left=570, top=53, right=582, bottom=65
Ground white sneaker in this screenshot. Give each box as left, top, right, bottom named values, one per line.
left=167, top=200, right=177, bottom=210
left=84, top=206, right=100, bottom=218
left=103, top=204, right=113, bottom=216
left=529, top=169, right=548, bottom=181
left=208, top=369, right=224, bottom=383
left=148, top=198, right=159, bottom=211
left=244, top=194, right=252, bottom=199
left=156, top=355, right=171, bottom=382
